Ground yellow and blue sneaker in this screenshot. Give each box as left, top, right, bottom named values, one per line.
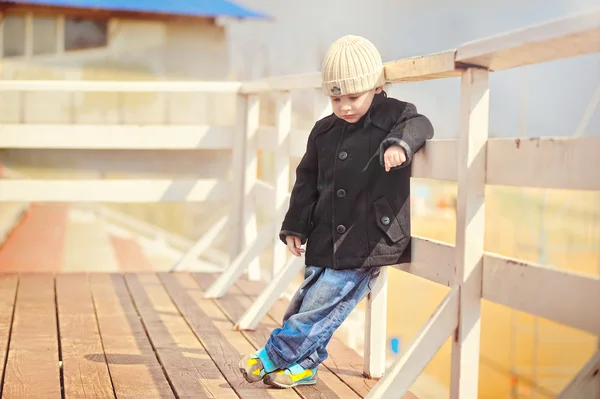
left=263, top=363, right=318, bottom=388
left=238, top=347, right=279, bottom=383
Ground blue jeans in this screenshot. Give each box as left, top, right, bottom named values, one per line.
left=264, top=265, right=381, bottom=370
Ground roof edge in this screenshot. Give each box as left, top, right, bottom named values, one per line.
left=1, top=0, right=272, bottom=20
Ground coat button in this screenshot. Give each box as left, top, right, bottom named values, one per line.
left=338, top=151, right=348, bottom=160
left=336, top=224, right=346, bottom=234
left=381, top=216, right=390, bottom=226
left=336, top=189, right=346, bottom=198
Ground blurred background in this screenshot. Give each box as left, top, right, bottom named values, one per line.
left=0, top=0, right=599, bottom=397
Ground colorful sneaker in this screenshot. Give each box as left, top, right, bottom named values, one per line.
left=238, top=347, right=278, bottom=383
left=263, top=363, right=318, bottom=388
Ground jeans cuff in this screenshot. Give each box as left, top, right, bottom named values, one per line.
left=264, top=342, right=289, bottom=370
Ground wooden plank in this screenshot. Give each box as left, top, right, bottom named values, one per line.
left=0, top=179, right=229, bottom=203
left=482, top=254, right=600, bottom=335
left=449, top=67, right=489, bottom=399
left=124, top=273, right=237, bottom=399
left=56, top=274, right=115, bottom=399
left=89, top=274, right=174, bottom=399
left=2, top=274, right=61, bottom=398
left=0, top=125, right=235, bottom=150
left=193, top=273, right=362, bottom=399
left=366, top=287, right=459, bottom=399
left=158, top=272, right=301, bottom=399
left=393, top=236, right=456, bottom=287
left=384, top=50, right=463, bottom=82
left=0, top=275, right=18, bottom=394
left=456, top=9, right=600, bottom=70
left=487, top=136, right=599, bottom=190
left=0, top=80, right=241, bottom=93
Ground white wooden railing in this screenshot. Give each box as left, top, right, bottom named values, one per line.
left=1, top=8, right=599, bottom=398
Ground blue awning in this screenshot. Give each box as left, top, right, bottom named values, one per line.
left=5, top=0, right=270, bottom=19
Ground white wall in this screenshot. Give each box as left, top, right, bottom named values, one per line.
left=224, top=0, right=600, bottom=139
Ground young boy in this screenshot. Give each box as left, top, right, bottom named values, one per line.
left=238, top=34, right=434, bottom=389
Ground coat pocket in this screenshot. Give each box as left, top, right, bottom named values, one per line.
left=373, top=197, right=405, bottom=243
left=307, top=200, right=318, bottom=230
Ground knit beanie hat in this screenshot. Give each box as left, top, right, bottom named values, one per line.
left=321, top=35, right=386, bottom=96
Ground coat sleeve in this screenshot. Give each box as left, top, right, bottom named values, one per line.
left=379, top=102, right=434, bottom=169
left=278, top=125, right=319, bottom=245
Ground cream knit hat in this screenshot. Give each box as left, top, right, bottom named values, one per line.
left=321, top=35, right=386, bottom=96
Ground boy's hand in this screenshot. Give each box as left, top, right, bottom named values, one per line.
left=384, top=145, right=407, bottom=171
left=286, top=236, right=304, bottom=257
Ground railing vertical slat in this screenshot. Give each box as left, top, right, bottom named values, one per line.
left=229, top=94, right=248, bottom=264
left=229, top=93, right=261, bottom=280
left=449, top=67, right=489, bottom=399
left=244, top=94, right=261, bottom=281
left=364, top=267, right=389, bottom=378
left=272, top=91, right=292, bottom=277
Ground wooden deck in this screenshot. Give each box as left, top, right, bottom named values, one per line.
left=0, top=272, right=418, bottom=399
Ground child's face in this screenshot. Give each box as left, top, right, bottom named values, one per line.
left=329, top=86, right=383, bottom=124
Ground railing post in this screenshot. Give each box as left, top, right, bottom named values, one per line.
left=229, top=93, right=261, bottom=281
left=363, top=267, right=388, bottom=378
left=272, top=91, right=292, bottom=277
left=449, top=67, right=489, bottom=399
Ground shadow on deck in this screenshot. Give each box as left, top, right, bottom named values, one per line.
left=0, top=272, right=418, bottom=399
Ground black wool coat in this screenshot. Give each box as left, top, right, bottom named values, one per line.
left=279, top=92, right=434, bottom=270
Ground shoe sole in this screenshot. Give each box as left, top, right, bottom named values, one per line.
left=263, top=375, right=317, bottom=389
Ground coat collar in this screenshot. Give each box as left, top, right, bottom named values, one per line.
left=335, top=91, right=388, bottom=130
